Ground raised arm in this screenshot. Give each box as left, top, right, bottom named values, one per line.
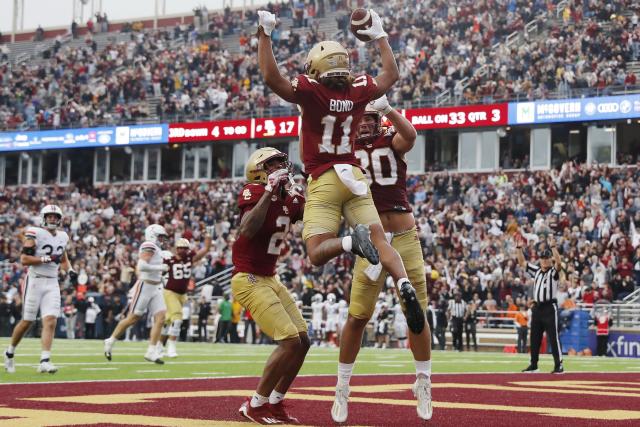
left=193, top=233, right=212, bottom=263
left=355, top=10, right=399, bottom=98
left=515, top=239, right=527, bottom=269
left=548, top=236, right=562, bottom=271
left=368, top=95, right=416, bottom=154
left=257, top=11, right=296, bottom=103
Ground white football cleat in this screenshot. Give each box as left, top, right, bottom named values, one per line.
left=331, top=383, right=350, bottom=423
left=104, top=338, right=114, bottom=361
left=156, top=343, right=164, bottom=359
left=4, top=352, right=15, bottom=373
left=37, top=360, right=58, bottom=374
left=144, top=348, right=164, bottom=365
left=413, top=375, right=433, bottom=420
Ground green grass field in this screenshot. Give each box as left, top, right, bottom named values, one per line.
left=1, top=338, right=637, bottom=384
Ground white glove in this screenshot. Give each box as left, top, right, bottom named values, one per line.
left=257, top=10, right=276, bottom=36
left=40, top=255, right=52, bottom=264
left=357, top=10, right=388, bottom=41
left=289, top=183, right=305, bottom=198
left=369, top=94, right=392, bottom=115
left=265, top=168, right=290, bottom=193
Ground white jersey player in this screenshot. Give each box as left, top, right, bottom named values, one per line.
left=104, top=224, right=169, bottom=364
left=325, top=294, right=340, bottom=346
left=393, top=302, right=408, bottom=348
left=5, top=205, right=77, bottom=374
left=311, top=293, right=325, bottom=345
left=337, top=300, right=349, bottom=339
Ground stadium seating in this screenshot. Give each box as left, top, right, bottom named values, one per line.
left=1, top=162, right=638, bottom=343
left=1, top=1, right=639, bottom=131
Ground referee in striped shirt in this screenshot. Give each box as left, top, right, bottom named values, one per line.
left=447, top=293, right=467, bottom=352
left=516, top=236, right=564, bottom=374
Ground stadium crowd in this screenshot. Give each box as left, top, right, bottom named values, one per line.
left=1, top=0, right=639, bottom=131
left=1, top=162, right=639, bottom=344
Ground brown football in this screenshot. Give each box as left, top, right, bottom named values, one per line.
left=350, top=8, right=373, bottom=42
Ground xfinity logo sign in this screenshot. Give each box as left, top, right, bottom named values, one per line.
left=606, top=334, right=640, bottom=358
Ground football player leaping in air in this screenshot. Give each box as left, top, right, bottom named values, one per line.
left=159, top=234, right=211, bottom=358
left=232, top=147, right=309, bottom=425
left=104, top=224, right=169, bottom=364
left=332, top=96, right=433, bottom=422
left=256, top=4, right=425, bottom=354
left=5, top=205, right=77, bottom=374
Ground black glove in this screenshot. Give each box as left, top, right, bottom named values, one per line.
left=50, top=254, right=62, bottom=264
left=68, top=270, right=78, bottom=286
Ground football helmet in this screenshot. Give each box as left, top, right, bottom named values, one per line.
left=355, top=104, right=382, bottom=143
left=338, top=300, right=347, bottom=308
left=176, top=238, right=190, bottom=249
left=305, top=41, right=350, bottom=80
left=245, top=147, right=289, bottom=184
left=312, top=293, right=323, bottom=303
left=327, top=293, right=337, bottom=303
left=40, top=205, right=63, bottom=230
left=145, top=224, right=168, bottom=247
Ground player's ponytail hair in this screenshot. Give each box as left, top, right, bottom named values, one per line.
left=319, top=75, right=354, bottom=91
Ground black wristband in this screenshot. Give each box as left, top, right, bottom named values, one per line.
left=22, top=246, right=35, bottom=256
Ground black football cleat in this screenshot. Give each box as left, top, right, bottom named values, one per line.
left=400, top=281, right=425, bottom=334
left=521, top=365, right=539, bottom=373
left=551, top=364, right=564, bottom=374
left=350, top=224, right=379, bottom=265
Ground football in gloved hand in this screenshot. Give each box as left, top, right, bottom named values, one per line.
left=350, top=8, right=373, bottom=42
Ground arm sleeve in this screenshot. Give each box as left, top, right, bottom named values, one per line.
left=137, top=259, right=166, bottom=273
left=525, top=262, right=540, bottom=278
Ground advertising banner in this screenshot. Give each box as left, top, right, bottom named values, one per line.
left=254, top=116, right=300, bottom=139
left=168, top=119, right=251, bottom=143
left=405, top=104, right=508, bottom=130
left=588, top=330, right=640, bottom=358
left=508, top=94, right=640, bottom=125
left=0, top=124, right=167, bottom=152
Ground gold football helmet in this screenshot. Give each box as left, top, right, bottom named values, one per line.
left=356, top=104, right=382, bottom=143
left=304, top=41, right=350, bottom=80
left=176, top=238, right=190, bottom=249
left=245, top=147, right=289, bottom=184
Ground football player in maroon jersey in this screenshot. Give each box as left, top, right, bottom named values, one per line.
left=231, top=147, right=309, bottom=425
left=159, top=235, right=211, bottom=358
left=331, top=95, right=433, bottom=423
left=256, top=10, right=425, bottom=343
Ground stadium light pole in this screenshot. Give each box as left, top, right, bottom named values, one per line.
left=154, top=0, right=159, bottom=30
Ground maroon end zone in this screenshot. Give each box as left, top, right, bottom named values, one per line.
left=1, top=373, right=639, bottom=426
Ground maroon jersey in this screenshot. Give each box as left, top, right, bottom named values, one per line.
left=232, top=183, right=305, bottom=276
left=291, top=74, right=378, bottom=179
left=164, top=250, right=195, bottom=295
left=354, top=130, right=411, bottom=213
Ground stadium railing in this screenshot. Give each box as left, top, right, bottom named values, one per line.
left=577, top=302, right=640, bottom=328
left=4, top=84, right=640, bottom=132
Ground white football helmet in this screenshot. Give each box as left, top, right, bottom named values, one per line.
left=327, top=293, right=337, bottom=303
left=40, top=205, right=63, bottom=230
left=145, top=224, right=168, bottom=247
left=291, top=292, right=299, bottom=302
left=338, top=300, right=347, bottom=308
left=313, top=293, right=323, bottom=303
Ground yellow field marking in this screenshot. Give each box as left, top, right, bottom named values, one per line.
left=511, top=380, right=640, bottom=392
left=19, top=388, right=640, bottom=421
left=297, top=382, right=640, bottom=398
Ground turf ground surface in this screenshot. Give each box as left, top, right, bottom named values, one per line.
left=2, top=339, right=639, bottom=426
left=1, top=338, right=637, bottom=383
